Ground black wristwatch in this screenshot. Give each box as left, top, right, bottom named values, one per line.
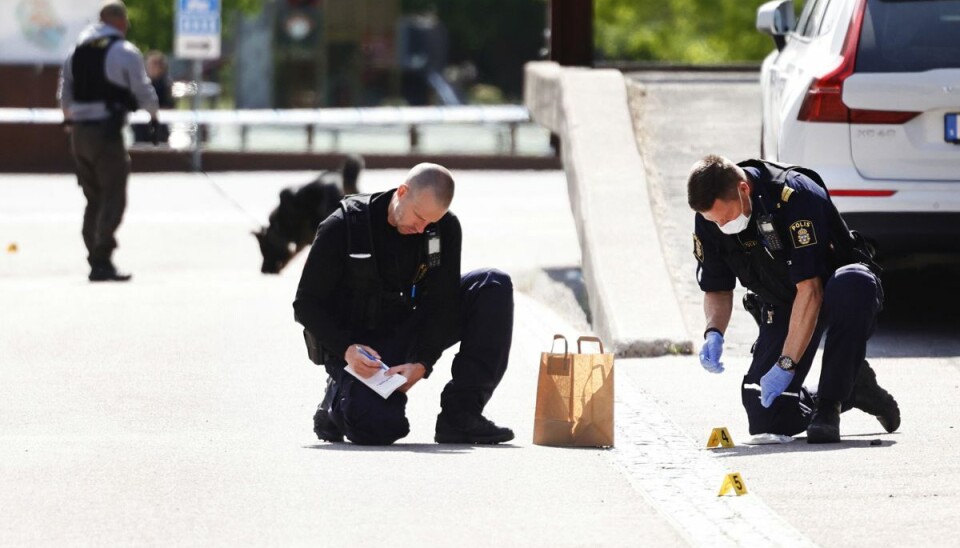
left=776, top=355, right=796, bottom=371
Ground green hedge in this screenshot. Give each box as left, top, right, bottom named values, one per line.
left=595, top=0, right=784, bottom=63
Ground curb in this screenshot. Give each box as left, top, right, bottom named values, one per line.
left=524, top=61, right=692, bottom=357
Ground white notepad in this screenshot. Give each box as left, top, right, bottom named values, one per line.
left=345, top=352, right=407, bottom=399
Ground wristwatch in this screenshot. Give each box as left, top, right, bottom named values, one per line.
left=776, top=355, right=796, bottom=371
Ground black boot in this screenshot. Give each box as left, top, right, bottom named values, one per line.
left=435, top=412, right=514, bottom=444
left=313, top=377, right=343, bottom=443
left=89, top=263, right=132, bottom=282
left=807, top=400, right=841, bottom=444
left=850, top=360, right=900, bottom=433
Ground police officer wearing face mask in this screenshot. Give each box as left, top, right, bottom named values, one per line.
left=294, top=163, right=514, bottom=445
left=687, top=154, right=900, bottom=443
left=57, top=1, right=159, bottom=282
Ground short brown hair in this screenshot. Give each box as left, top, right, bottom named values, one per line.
left=687, top=154, right=745, bottom=212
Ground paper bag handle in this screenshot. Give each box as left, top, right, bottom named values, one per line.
left=549, top=334, right=568, bottom=356
left=577, top=336, right=605, bottom=354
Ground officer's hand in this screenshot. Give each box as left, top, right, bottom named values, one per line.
left=148, top=116, right=161, bottom=146
left=699, top=331, right=725, bottom=374
left=387, top=363, right=426, bottom=393
left=759, top=365, right=795, bottom=408
left=345, top=344, right=382, bottom=379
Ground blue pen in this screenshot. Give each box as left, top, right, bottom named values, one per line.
left=356, top=346, right=389, bottom=371
left=411, top=284, right=417, bottom=299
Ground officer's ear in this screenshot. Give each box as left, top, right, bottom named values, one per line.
left=396, top=183, right=409, bottom=199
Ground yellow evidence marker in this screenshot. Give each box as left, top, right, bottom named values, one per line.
left=706, top=427, right=734, bottom=448
left=7, top=243, right=17, bottom=253
left=718, top=473, right=748, bottom=496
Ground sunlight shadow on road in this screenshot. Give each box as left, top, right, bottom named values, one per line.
left=302, top=442, right=521, bottom=454
left=871, top=266, right=960, bottom=358
left=709, top=437, right=898, bottom=457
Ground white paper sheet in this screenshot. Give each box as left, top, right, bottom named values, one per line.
left=344, top=361, right=407, bottom=399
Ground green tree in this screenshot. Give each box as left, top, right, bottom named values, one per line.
left=594, top=0, right=779, bottom=63
left=125, top=0, right=263, bottom=52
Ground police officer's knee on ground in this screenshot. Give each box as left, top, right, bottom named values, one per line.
left=688, top=155, right=900, bottom=444
left=294, top=163, right=514, bottom=445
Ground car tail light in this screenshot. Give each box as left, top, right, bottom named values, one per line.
left=797, top=0, right=919, bottom=124
left=828, top=189, right=897, bottom=197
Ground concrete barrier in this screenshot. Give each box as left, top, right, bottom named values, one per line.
left=524, top=61, right=692, bottom=357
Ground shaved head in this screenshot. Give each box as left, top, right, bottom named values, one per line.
left=99, top=1, right=127, bottom=21
left=404, top=163, right=455, bottom=209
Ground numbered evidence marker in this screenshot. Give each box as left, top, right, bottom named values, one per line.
left=706, top=427, right=734, bottom=448
left=718, top=472, right=748, bottom=496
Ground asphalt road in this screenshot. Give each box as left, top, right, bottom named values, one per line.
left=0, top=169, right=687, bottom=546
left=625, top=71, right=960, bottom=547
left=2, top=71, right=959, bottom=547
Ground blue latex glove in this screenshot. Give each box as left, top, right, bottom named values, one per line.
left=759, top=365, right=795, bottom=408
left=698, top=331, right=724, bottom=374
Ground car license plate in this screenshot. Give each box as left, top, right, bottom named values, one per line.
left=946, top=113, right=960, bottom=143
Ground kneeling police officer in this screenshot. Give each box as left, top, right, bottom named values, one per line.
left=294, top=163, right=514, bottom=445
left=687, top=155, right=900, bottom=443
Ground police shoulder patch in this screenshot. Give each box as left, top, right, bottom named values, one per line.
left=788, top=220, right=817, bottom=248
left=693, top=233, right=704, bottom=263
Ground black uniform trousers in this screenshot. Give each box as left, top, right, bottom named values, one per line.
left=328, top=268, right=514, bottom=445
left=71, top=122, right=131, bottom=269
left=741, top=263, right=883, bottom=436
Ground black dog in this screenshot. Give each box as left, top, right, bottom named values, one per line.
left=255, top=154, right=364, bottom=274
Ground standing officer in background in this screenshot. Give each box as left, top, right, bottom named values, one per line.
left=687, top=155, right=900, bottom=443
left=132, top=51, right=174, bottom=144
left=294, top=163, right=515, bottom=445
left=57, top=1, right=159, bottom=282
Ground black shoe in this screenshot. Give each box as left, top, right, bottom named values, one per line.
left=313, top=377, right=343, bottom=443
left=435, top=412, right=514, bottom=444
left=89, top=265, right=132, bottom=282
left=807, top=400, right=842, bottom=444
left=851, top=360, right=900, bottom=433
left=313, top=406, right=343, bottom=442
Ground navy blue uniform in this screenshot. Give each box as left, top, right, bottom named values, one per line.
left=694, top=167, right=884, bottom=435
left=294, top=189, right=513, bottom=445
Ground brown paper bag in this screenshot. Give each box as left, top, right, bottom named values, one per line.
left=533, top=335, right=615, bottom=447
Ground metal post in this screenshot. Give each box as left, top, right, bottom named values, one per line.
left=191, top=60, right=202, bottom=172
left=409, top=124, right=420, bottom=153
left=549, top=0, right=594, bottom=67
left=509, top=122, right=518, bottom=156
left=306, top=123, right=314, bottom=152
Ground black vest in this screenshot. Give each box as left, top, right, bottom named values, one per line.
left=711, top=160, right=880, bottom=307
left=339, top=193, right=441, bottom=331
left=712, top=215, right=796, bottom=307
left=71, top=36, right=139, bottom=114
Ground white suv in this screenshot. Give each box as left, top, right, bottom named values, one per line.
left=756, top=0, right=960, bottom=263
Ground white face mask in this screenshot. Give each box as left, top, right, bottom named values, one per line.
left=717, top=188, right=751, bottom=235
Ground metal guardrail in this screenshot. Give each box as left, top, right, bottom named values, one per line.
left=0, top=104, right=529, bottom=126
left=0, top=105, right=532, bottom=170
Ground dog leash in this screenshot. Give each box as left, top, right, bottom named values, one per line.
left=199, top=170, right=266, bottom=227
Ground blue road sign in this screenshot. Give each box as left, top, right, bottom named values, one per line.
left=178, top=16, right=221, bottom=35
left=175, top=0, right=222, bottom=58
left=180, top=0, right=220, bottom=13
